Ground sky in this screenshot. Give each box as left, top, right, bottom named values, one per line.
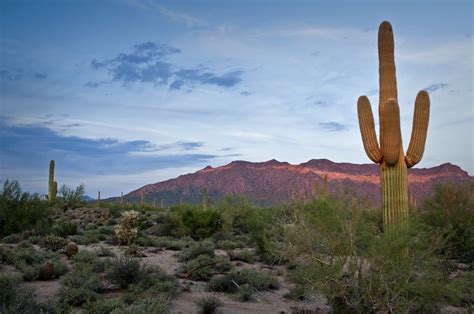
left=0, top=0, right=472, bottom=198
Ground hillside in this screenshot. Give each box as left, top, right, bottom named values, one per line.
left=126, top=159, right=472, bottom=206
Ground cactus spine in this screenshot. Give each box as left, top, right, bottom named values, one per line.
left=357, top=21, right=430, bottom=232
left=48, top=160, right=57, bottom=204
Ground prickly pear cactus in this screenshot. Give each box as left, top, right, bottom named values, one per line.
left=357, top=21, right=430, bottom=232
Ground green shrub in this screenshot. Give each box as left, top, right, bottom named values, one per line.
left=1, top=233, right=22, bottom=243
left=83, top=298, right=125, bottom=314
left=58, top=183, right=86, bottom=210
left=18, top=262, right=39, bottom=281
left=284, top=194, right=470, bottom=313
left=0, top=274, right=54, bottom=313
left=0, top=180, right=52, bottom=237
left=61, top=264, right=102, bottom=305
left=180, top=240, right=215, bottom=261
left=40, top=235, right=67, bottom=251
left=196, top=295, right=222, bottom=314
left=420, top=182, right=474, bottom=262
left=165, top=205, right=223, bottom=239
left=53, top=258, right=69, bottom=278
left=51, top=220, right=78, bottom=237
left=183, top=254, right=215, bottom=281
left=111, top=299, right=169, bottom=314
left=208, top=269, right=279, bottom=293
left=107, top=257, right=145, bottom=288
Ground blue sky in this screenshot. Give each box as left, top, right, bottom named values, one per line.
left=1, top=0, right=472, bottom=197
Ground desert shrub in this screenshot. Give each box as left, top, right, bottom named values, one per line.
left=53, top=258, right=69, bottom=277
left=420, top=182, right=474, bottom=262
left=40, top=235, right=68, bottom=251
left=215, top=195, right=255, bottom=234
left=166, top=205, right=223, bottom=239
left=196, top=295, right=222, bottom=314
left=61, top=264, right=102, bottom=305
left=179, top=240, right=215, bottom=261
left=58, top=183, right=86, bottom=210
left=208, top=269, right=279, bottom=293
left=111, top=299, right=169, bottom=314
left=73, top=250, right=98, bottom=264
left=51, top=220, right=78, bottom=237
left=0, top=274, right=55, bottom=313
left=71, top=230, right=100, bottom=245
left=83, top=299, right=125, bottom=314
left=107, top=257, right=145, bottom=288
left=118, top=266, right=177, bottom=308
left=85, top=222, right=98, bottom=230
left=18, top=262, right=40, bottom=281
left=98, top=225, right=115, bottom=235
left=182, top=254, right=216, bottom=281
left=1, top=233, right=22, bottom=243
left=0, top=180, right=52, bottom=237
left=229, top=250, right=255, bottom=264
left=284, top=195, right=470, bottom=313
left=238, top=284, right=254, bottom=301
left=151, top=236, right=193, bottom=250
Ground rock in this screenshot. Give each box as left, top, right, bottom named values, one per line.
left=66, top=242, right=79, bottom=257
left=38, top=262, right=54, bottom=280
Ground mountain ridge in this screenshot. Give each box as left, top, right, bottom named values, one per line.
left=125, top=159, right=471, bottom=206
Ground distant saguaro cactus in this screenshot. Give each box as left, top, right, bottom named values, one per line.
left=48, top=160, right=57, bottom=204
left=357, top=21, right=430, bottom=232
left=203, top=188, right=208, bottom=210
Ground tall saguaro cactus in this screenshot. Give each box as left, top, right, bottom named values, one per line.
left=357, top=21, right=430, bottom=232
left=48, top=160, right=57, bottom=204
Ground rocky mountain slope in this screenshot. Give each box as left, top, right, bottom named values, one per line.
left=127, top=159, right=472, bottom=206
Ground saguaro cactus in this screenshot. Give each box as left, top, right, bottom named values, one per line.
left=48, top=160, right=57, bottom=204
left=357, top=21, right=430, bottom=232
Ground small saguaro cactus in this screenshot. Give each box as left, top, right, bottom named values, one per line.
left=357, top=21, right=430, bottom=232
left=203, top=188, right=208, bottom=210
left=48, top=160, right=57, bottom=204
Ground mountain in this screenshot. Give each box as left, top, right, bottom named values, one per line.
left=126, top=159, right=472, bottom=207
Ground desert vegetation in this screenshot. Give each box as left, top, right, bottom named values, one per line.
left=0, top=176, right=472, bottom=313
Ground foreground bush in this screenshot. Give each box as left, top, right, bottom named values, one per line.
left=420, top=182, right=474, bottom=262
left=0, top=180, right=52, bottom=237
left=284, top=194, right=473, bottom=312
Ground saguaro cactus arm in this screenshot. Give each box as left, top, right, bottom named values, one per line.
left=405, top=90, right=430, bottom=168
left=357, top=96, right=383, bottom=163
left=380, top=98, right=402, bottom=166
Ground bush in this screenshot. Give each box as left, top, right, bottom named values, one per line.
left=111, top=299, right=169, bottom=314
left=208, top=269, right=279, bottom=293
left=166, top=205, right=223, bottom=239
left=61, top=264, right=102, bottom=305
left=420, top=182, right=474, bottom=262
left=180, top=240, right=215, bottom=261
left=58, top=183, right=86, bottom=210
left=196, top=295, right=222, bottom=314
left=40, top=235, right=67, bottom=251
left=0, top=274, right=53, bottom=312
left=51, top=220, right=78, bottom=237
left=0, top=180, right=52, bottom=237
left=284, top=194, right=471, bottom=313
left=83, top=299, right=125, bottom=314
left=107, top=257, right=145, bottom=288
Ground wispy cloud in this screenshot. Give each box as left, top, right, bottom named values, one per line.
left=127, top=0, right=205, bottom=27
left=319, top=122, right=348, bottom=132
left=89, top=42, right=243, bottom=90
left=423, top=83, right=449, bottom=93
